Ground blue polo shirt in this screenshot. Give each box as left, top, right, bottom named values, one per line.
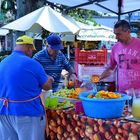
left=33, top=49, right=71, bottom=91
left=0, top=50, right=48, bottom=116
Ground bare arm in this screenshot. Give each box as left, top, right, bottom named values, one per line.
left=42, top=76, right=54, bottom=91
left=100, top=66, right=115, bottom=81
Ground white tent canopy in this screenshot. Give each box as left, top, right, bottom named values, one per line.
left=60, top=20, right=116, bottom=41
left=47, top=0, right=140, bottom=19
left=77, top=28, right=116, bottom=41
left=1, top=6, right=79, bottom=34
left=0, top=29, right=9, bottom=36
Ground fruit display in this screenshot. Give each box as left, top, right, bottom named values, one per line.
left=92, top=74, right=100, bottom=83
left=80, top=91, right=128, bottom=119
left=57, top=100, right=74, bottom=109
left=95, top=90, right=121, bottom=99
left=52, top=88, right=74, bottom=98
left=87, top=93, right=95, bottom=98
left=51, top=88, right=81, bottom=99
left=86, top=90, right=121, bottom=99
left=47, top=108, right=140, bottom=140
left=70, top=88, right=81, bottom=99
left=46, top=97, right=74, bottom=109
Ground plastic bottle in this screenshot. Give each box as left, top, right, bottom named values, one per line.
left=80, top=75, right=97, bottom=93
left=42, top=89, right=53, bottom=103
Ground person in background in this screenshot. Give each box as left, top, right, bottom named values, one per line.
left=100, top=20, right=140, bottom=94
left=0, top=35, right=54, bottom=140
left=33, top=34, right=78, bottom=92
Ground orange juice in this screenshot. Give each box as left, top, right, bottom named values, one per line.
left=132, top=98, right=140, bottom=119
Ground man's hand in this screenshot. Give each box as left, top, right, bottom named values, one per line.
left=49, top=76, right=54, bottom=83
left=42, top=76, right=54, bottom=91
left=69, top=73, right=79, bottom=87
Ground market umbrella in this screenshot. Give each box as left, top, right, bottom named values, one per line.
left=76, top=21, right=116, bottom=41
left=60, top=19, right=117, bottom=42
left=77, top=28, right=116, bottom=41
left=47, top=0, right=140, bottom=20
left=0, top=29, right=9, bottom=36
left=1, top=6, right=80, bottom=34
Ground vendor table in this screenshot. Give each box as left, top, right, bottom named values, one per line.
left=46, top=108, right=140, bottom=140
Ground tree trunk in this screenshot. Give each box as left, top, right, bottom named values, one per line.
left=9, top=0, right=45, bottom=50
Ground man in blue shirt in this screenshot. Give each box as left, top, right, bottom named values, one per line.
left=0, top=35, right=54, bottom=140
left=33, top=34, right=77, bottom=92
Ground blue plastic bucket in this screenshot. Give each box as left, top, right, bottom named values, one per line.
left=79, top=91, right=130, bottom=119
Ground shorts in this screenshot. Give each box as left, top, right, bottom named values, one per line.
left=0, top=115, right=46, bottom=140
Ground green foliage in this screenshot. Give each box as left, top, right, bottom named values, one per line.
left=1, top=0, right=15, bottom=12
left=0, top=12, right=7, bottom=23
left=0, top=51, right=11, bottom=62
left=0, top=0, right=16, bottom=24
left=64, top=7, right=101, bottom=25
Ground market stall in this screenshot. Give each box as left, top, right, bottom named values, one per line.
left=46, top=107, right=140, bottom=140
left=44, top=88, right=140, bottom=140
left=74, top=46, right=116, bottom=91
